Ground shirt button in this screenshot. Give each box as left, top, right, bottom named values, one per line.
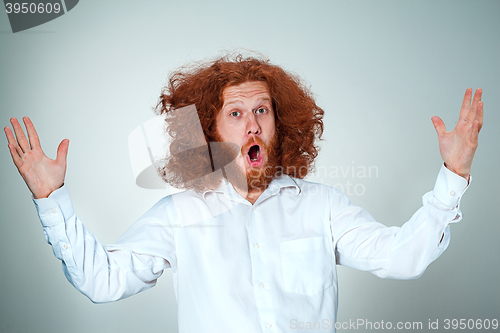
left=63, top=244, right=69, bottom=249
left=252, top=206, right=256, bottom=211
left=51, top=208, right=58, bottom=214
left=266, top=322, right=273, bottom=328
left=259, top=283, right=265, bottom=289
left=450, top=190, right=456, bottom=196
left=254, top=243, right=260, bottom=249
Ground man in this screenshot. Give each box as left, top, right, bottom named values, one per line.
left=4, top=55, right=483, bottom=332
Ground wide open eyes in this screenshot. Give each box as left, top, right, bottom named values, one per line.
left=229, top=107, right=268, bottom=118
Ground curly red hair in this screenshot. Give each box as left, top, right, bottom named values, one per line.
left=155, top=54, right=324, bottom=192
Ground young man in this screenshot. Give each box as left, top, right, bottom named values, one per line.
left=4, top=55, right=483, bottom=332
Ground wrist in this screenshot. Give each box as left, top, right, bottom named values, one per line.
left=444, top=163, right=470, bottom=181
left=31, top=183, right=64, bottom=199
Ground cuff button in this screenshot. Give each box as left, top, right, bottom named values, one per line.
left=449, top=190, right=456, bottom=196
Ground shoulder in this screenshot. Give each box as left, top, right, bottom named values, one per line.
left=286, top=176, right=351, bottom=210
left=285, top=176, right=341, bottom=197
left=141, top=189, right=203, bottom=219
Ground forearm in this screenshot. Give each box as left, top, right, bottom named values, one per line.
left=33, top=186, right=168, bottom=303
left=333, top=164, right=469, bottom=279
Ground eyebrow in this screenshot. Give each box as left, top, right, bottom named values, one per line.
left=223, top=97, right=272, bottom=108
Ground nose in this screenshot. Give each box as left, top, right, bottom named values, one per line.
left=246, top=113, right=261, bottom=135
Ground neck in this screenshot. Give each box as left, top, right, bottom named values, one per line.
left=232, top=185, right=265, bottom=205
left=245, top=189, right=264, bottom=205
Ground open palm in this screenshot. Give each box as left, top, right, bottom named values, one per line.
left=431, top=88, right=483, bottom=180
left=4, top=117, right=69, bottom=199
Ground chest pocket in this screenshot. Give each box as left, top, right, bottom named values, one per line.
left=280, top=236, right=334, bottom=295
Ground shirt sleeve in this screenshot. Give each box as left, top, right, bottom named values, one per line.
left=33, top=185, right=174, bottom=303
left=329, top=164, right=469, bottom=279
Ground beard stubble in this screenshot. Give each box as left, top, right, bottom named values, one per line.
left=215, top=133, right=280, bottom=194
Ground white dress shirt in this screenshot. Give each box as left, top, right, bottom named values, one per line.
left=33, top=164, right=469, bottom=333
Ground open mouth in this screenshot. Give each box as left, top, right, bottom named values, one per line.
left=246, top=144, right=263, bottom=167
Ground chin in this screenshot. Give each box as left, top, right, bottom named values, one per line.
left=223, top=135, right=279, bottom=193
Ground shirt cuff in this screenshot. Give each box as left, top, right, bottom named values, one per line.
left=432, top=164, right=470, bottom=208
left=32, top=185, right=75, bottom=225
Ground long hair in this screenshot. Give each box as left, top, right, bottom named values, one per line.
left=155, top=53, right=324, bottom=192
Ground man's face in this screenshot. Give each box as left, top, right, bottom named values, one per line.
left=216, top=81, right=276, bottom=179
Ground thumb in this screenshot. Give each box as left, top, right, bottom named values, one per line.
left=431, top=116, right=446, bottom=136
left=56, top=139, right=69, bottom=164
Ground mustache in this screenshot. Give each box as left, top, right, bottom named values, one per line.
left=241, top=136, right=266, bottom=157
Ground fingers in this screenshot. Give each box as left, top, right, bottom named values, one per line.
left=431, top=116, right=446, bottom=136
left=4, top=126, right=19, bottom=151
left=471, top=88, right=483, bottom=109
left=6, top=143, right=24, bottom=168
left=469, top=96, right=484, bottom=146
left=4, top=121, right=26, bottom=169
left=477, top=100, right=484, bottom=132
left=56, top=139, right=70, bottom=164
left=23, top=116, right=41, bottom=149
left=9, top=117, right=30, bottom=153
left=458, top=88, right=472, bottom=122
left=4, top=126, right=23, bottom=158
left=466, top=88, right=483, bottom=124
left=470, top=120, right=480, bottom=146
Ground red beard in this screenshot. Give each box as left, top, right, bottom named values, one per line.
left=241, top=135, right=279, bottom=193
left=210, top=133, right=280, bottom=194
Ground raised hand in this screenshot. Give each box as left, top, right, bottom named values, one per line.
left=431, top=88, right=483, bottom=180
left=4, top=117, right=69, bottom=199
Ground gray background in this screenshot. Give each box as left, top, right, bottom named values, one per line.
left=1, top=0, right=499, bottom=332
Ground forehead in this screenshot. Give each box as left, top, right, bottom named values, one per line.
left=222, top=81, right=270, bottom=104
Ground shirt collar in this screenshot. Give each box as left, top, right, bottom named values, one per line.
left=265, top=174, right=301, bottom=196
left=202, top=175, right=301, bottom=204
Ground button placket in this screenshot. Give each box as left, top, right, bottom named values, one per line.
left=249, top=203, right=276, bottom=331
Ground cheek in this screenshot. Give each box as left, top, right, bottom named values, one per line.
left=218, top=119, right=247, bottom=143
left=215, top=119, right=231, bottom=142
left=264, top=119, right=276, bottom=140
left=218, top=125, right=241, bottom=145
